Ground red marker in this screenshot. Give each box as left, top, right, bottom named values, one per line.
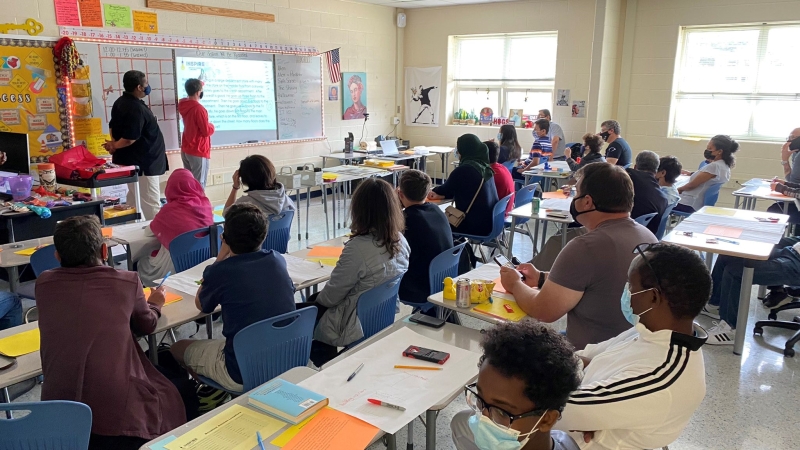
left=368, top=398, right=406, bottom=411
left=504, top=304, right=514, bottom=313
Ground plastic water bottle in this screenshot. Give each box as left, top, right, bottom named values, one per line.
left=569, top=186, right=576, bottom=198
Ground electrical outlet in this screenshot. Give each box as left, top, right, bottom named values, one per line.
left=212, top=174, right=223, bottom=186
left=393, top=117, right=400, bottom=124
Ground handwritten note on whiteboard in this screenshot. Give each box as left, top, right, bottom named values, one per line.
left=275, top=55, right=323, bottom=141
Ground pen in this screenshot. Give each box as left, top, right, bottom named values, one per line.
left=256, top=431, right=266, bottom=450
left=368, top=398, right=406, bottom=411
left=156, top=271, right=171, bottom=289
left=394, top=365, right=443, bottom=371
left=347, top=362, right=364, bottom=382
left=716, top=238, right=739, bottom=245
left=504, top=304, right=515, bottom=313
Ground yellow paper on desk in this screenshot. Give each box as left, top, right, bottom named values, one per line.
left=306, top=258, right=339, bottom=267
left=13, top=247, right=38, bottom=256
left=703, top=207, right=736, bottom=217
left=143, top=288, right=183, bottom=305
left=0, top=328, right=40, bottom=357
left=472, top=299, right=526, bottom=322
left=164, top=404, right=284, bottom=450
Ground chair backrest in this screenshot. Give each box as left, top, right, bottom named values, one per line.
left=428, top=243, right=467, bottom=296
left=703, top=182, right=724, bottom=207
left=487, top=194, right=514, bottom=239
left=0, top=401, right=92, bottom=450
left=634, top=212, right=658, bottom=227
left=352, top=273, right=404, bottom=346
left=655, top=202, right=677, bottom=240
left=169, top=225, right=221, bottom=273
left=233, top=307, right=316, bottom=392
left=501, top=160, right=516, bottom=173
left=698, top=160, right=709, bottom=170
left=262, top=210, right=295, bottom=254
left=30, top=244, right=59, bottom=277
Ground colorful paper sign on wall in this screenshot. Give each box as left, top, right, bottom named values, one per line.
left=87, top=134, right=111, bottom=156
left=133, top=11, right=158, bottom=34
left=104, top=4, right=132, bottom=28
left=54, top=0, right=81, bottom=27
left=72, top=117, right=102, bottom=140
left=78, top=0, right=104, bottom=28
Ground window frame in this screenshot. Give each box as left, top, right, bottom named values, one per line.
left=450, top=33, right=557, bottom=123
left=670, top=23, right=800, bottom=142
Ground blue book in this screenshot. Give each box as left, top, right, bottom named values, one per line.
left=247, top=378, right=328, bottom=424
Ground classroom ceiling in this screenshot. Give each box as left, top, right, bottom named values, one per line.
left=355, top=0, right=516, bottom=8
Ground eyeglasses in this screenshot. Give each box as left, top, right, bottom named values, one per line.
left=464, top=383, right=542, bottom=429
left=632, top=243, right=663, bottom=292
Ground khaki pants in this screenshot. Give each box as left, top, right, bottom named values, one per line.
left=127, top=175, right=161, bottom=221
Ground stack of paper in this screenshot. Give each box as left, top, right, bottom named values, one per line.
left=163, top=404, right=285, bottom=450
left=305, top=246, right=343, bottom=267
left=677, top=213, right=786, bottom=244
left=284, top=254, right=333, bottom=285
left=541, top=198, right=571, bottom=211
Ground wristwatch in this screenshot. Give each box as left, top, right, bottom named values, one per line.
left=538, top=271, right=547, bottom=289
left=781, top=160, right=790, bottom=166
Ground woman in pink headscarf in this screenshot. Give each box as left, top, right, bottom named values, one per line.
left=137, top=169, right=214, bottom=286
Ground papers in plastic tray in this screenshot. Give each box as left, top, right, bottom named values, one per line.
left=298, top=327, right=481, bottom=434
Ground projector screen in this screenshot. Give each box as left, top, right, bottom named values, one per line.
left=175, top=50, right=278, bottom=146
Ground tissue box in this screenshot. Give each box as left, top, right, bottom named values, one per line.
left=276, top=166, right=302, bottom=189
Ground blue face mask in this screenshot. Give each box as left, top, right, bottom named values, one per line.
left=621, top=282, right=655, bottom=325
left=497, top=133, right=503, bottom=142
left=467, top=412, right=545, bottom=450
left=143, top=85, right=152, bottom=96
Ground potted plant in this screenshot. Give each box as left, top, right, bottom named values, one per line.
left=467, top=110, right=477, bottom=125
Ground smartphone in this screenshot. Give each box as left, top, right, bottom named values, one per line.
left=493, top=254, right=515, bottom=268
left=409, top=313, right=446, bottom=329
left=402, top=345, right=451, bottom=364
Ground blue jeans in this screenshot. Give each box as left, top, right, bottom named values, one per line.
left=0, top=291, right=22, bottom=330
left=710, top=237, right=800, bottom=329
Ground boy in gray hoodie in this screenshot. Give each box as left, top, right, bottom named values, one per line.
left=224, top=155, right=296, bottom=217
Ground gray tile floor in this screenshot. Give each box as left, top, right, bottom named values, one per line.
left=8, top=199, right=800, bottom=449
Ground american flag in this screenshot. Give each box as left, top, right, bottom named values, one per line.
left=325, top=48, right=341, bottom=83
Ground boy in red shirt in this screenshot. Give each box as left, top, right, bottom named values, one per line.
left=178, top=78, right=215, bottom=186
left=486, top=140, right=515, bottom=216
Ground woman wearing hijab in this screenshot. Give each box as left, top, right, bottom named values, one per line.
left=428, top=134, right=499, bottom=236
left=138, top=169, right=214, bottom=285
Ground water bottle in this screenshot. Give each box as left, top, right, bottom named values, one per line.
left=569, top=186, right=576, bottom=198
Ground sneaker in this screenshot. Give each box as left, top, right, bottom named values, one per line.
left=763, top=289, right=789, bottom=308
left=705, top=320, right=735, bottom=346
left=196, top=384, right=231, bottom=413
left=700, top=304, right=720, bottom=320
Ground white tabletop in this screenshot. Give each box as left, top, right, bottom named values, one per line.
left=732, top=184, right=793, bottom=202
left=0, top=237, right=54, bottom=268
left=508, top=203, right=574, bottom=224
left=415, top=146, right=454, bottom=154
left=110, top=220, right=159, bottom=263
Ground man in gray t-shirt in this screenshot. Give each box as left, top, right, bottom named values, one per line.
left=539, top=109, right=566, bottom=157
left=499, top=163, right=657, bottom=350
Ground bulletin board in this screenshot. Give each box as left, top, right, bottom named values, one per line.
left=0, top=38, right=67, bottom=164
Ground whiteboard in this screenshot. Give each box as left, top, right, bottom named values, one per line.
left=275, top=55, right=323, bottom=141
left=76, top=43, right=180, bottom=150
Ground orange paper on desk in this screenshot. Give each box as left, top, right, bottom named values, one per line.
left=542, top=191, right=568, bottom=199
left=307, top=246, right=344, bottom=258
left=472, top=299, right=526, bottom=322
left=143, top=288, right=183, bottom=305
left=282, top=408, right=378, bottom=450
left=704, top=225, right=743, bottom=239
left=492, top=277, right=507, bottom=294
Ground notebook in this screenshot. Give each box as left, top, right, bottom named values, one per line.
left=143, top=288, right=183, bottom=305
left=248, top=378, right=328, bottom=424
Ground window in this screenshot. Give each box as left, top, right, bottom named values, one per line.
left=451, top=33, right=557, bottom=123
left=671, top=24, right=800, bottom=141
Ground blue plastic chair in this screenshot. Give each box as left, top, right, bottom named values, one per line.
left=345, top=273, right=404, bottom=349
left=400, top=243, right=467, bottom=314
left=634, top=212, right=658, bottom=227
left=501, top=160, right=516, bottom=173
left=169, top=225, right=222, bottom=273
left=672, top=182, right=724, bottom=220
left=655, top=202, right=677, bottom=240
left=197, top=307, right=316, bottom=394
left=698, top=160, right=710, bottom=170
left=0, top=401, right=92, bottom=449
left=453, top=194, right=513, bottom=263
left=262, top=210, right=294, bottom=254
left=30, top=244, right=59, bottom=277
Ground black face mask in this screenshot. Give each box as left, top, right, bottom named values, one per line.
left=199, top=91, right=204, bottom=100
left=600, top=131, right=611, bottom=142
left=570, top=195, right=596, bottom=224
left=703, top=149, right=714, bottom=160
left=790, top=136, right=800, bottom=151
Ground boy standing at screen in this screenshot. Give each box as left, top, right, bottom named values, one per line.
left=179, top=78, right=215, bottom=187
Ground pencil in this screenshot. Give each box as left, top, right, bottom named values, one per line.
left=394, top=365, right=443, bottom=371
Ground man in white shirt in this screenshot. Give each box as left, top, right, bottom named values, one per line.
left=556, top=243, right=710, bottom=449
left=538, top=109, right=565, bottom=157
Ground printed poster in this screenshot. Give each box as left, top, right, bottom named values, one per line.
left=133, top=10, right=159, bottom=33
left=571, top=100, right=586, bottom=118
left=342, top=72, right=367, bottom=120
left=328, top=85, right=338, bottom=101
left=556, top=89, right=570, bottom=107
left=78, top=0, right=103, bottom=28
left=54, top=0, right=81, bottom=26
left=405, top=66, right=441, bottom=127
left=103, top=4, right=132, bottom=28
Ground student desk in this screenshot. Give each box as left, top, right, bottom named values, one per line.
left=141, top=319, right=484, bottom=450
left=662, top=206, right=789, bottom=355
left=108, top=220, right=158, bottom=269
left=506, top=200, right=574, bottom=259
left=428, top=263, right=528, bottom=325
left=522, top=160, right=572, bottom=191
left=318, top=166, right=391, bottom=237
left=0, top=322, right=40, bottom=416
left=0, top=200, right=106, bottom=243
left=288, top=236, right=348, bottom=292
left=417, top=146, right=455, bottom=182
left=732, top=178, right=793, bottom=214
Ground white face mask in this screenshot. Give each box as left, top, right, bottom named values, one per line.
left=467, top=411, right=547, bottom=450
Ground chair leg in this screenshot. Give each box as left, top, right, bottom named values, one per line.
left=477, top=245, right=489, bottom=264
left=169, top=328, right=178, bottom=343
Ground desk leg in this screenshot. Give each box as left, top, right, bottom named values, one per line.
left=443, top=153, right=449, bottom=182
left=206, top=315, right=213, bottom=339
left=126, top=245, right=133, bottom=271
left=561, top=223, right=567, bottom=249
left=385, top=433, right=397, bottom=450
left=750, top=198, right=757, bottom=211
left=306, top=187, right=311, bottom=240
left=524, top=174, right=531, bottom=187
left=507, top=217, right=517, bottom=259
left=8, top=266, right=18, bottom=294
left=426, top=409, right=437, bottom=450
left=532, top=220, right=541, bottom=257
left=2, top=387, right=11, bottom=418
left=541, top=220, right=548, bottom=248
left=332, top=184, right=338, bottom=234
left=148, top=334, right=158, bottom=365
left=734, top=196, right=741, bottom=209
left=784, top=202, right=789, bottom=215
left=734, top=262, right=755, bottom=355
left=295, top=189, right=302, bottom=241
left=322, top=187, right=330, bottom=241
left=705, top=252, right=714, bottom=271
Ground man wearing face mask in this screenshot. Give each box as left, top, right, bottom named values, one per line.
left=499, top=163, right=657, bottom=350
left=450, top=321, right=583, bottom=450
left=178, top=78, right=215, bottom=187
left=556, top=243, right=709, bottom=449
left=105, top=70, right=168, bottom=220
left=598, top=120, right=631, bottom=167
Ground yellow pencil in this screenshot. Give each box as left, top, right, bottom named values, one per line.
left=394, top=365, right=443, bottom=371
